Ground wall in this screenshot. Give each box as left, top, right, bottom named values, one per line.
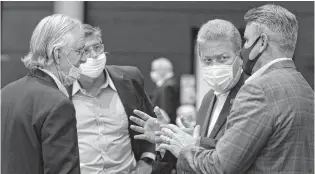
left=2, top=2, right=314, bottom=98
left=1, top=2, right=53, bottom=87
left=85, top=1, right=314, bottom=97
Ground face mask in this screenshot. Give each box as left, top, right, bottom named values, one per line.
left=241, top=36, right=263, bottom=75
left=80, top=53, right=107, bottom=78
left=56, top=55, right=82, bottom=86
left=202, top=57, right=243, bottom=94
left=150, top=71, right=160, bottom=83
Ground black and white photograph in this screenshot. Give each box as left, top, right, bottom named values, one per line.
left=1, top=1, right=314, bottom=174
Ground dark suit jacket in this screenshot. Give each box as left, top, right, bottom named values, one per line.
left=1, top=69, right=80, bottom=174
left=69, top=65, right=156, bottom=161
left=151, top=77, right=180, bottom=124
left=160, top=75, right=244, bottom=163
left=196, top=73, right=245, bottom=149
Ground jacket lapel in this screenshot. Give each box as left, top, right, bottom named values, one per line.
left=199, top=91, right=217, bottom=137
left=208, top=73, right=245, bottom=138
left=106, top=66, right=140, bottom=116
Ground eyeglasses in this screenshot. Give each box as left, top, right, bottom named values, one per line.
left=83, top=44, right=105, bottom=58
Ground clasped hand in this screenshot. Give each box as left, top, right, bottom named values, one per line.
left=129, top=106, right=200, bottom=158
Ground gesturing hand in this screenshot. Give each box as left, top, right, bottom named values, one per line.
left=156, top=124, right=200, bottom=158
left=129, top=106, right=169, bottom=144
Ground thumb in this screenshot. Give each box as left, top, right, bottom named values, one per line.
left=154, top=106, right=168, bottom=123
left=193, top=125, right=200, bottom=138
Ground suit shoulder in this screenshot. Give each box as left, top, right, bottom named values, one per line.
left=107, top=65, right=139, bottom=73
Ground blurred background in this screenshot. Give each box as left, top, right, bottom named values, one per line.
left=1, top=1, right=314, bottom=110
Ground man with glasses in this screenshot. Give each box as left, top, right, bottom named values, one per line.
left=2, top=14, right=86, bottom=174
left=70, top=24, right=155, bottom=174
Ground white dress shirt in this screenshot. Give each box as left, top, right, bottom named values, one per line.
left=245, top=58, right=292, bottom=84
left=206, top=91, right=230, bottom=137
left=72, top=69, right=136, bottom=174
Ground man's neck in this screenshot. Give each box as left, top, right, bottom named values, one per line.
left=79, top=72, right=106, bottom=95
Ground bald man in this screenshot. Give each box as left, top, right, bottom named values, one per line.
left=150, top=57, right=180, bottom=125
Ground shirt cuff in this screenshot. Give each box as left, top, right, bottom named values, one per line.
left=140, top=152, right=156, bottom=161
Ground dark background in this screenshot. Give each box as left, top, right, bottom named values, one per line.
left=1, top=1, right=314, bottom=92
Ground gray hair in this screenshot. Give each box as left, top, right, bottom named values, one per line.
left=244, top=4, right=298, bottom=57
left=197, top=19, right=242, bottom=56
left=83, top=24, right=102, bottom=41
left=21, top=14, right=82, bottom=69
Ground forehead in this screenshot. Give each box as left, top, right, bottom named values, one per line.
left=199, top=40, right=235, bottom=57
left=84, top=35, right=102, bottom=47
left=69, top=26, right=85, bottom=49
left=244, top=23, right=256, bottom=39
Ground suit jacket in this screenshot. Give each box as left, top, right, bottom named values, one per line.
left=151, top=77, right=180, bottom=124
left=1, top=69, right=80, bottom=174
left=196, top=73, right=244, bottom=149
left=69, top=65, right=156, bottom=161
left=177, top=60, right=314, bottom=173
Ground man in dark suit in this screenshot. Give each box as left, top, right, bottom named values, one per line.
left=129, top=18, right=245, bottom=170
left=161, top=4, right=314, bottom=174
left=1, top=14, right=87, bottom=174
left=70, top=24, right=155, bottom=174
left=150, top=57, right=180, bottom=125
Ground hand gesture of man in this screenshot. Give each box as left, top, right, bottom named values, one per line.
left=129, top=106, right=169, bottom=144
left=156, top=124, right=201, bottom=158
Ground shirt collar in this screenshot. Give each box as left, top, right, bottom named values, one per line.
left=245, top=58, right=292, bottom=84
left=72, top=68, right=117, bottom=96
left=38, top=68, right=69, bottom=98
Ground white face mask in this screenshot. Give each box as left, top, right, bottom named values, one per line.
left=80, top=53, right=107, bottom=78
left=202, top=57, right=243, bottom=94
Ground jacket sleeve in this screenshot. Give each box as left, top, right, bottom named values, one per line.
left=41, top=99, right=81, bottom=174
left=158, top=84, right=179, bottom=124
left=135, top=68, right=157, bottom=158
left=176, top=82, right=272, bottom=173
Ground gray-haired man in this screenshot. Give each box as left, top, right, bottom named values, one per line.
left=2, top=14, right=86, bottom=174
left=163, top=4, right=314, bottom=173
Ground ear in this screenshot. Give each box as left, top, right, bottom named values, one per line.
left=53, top=47, right=61, bottom=65
left=259, top=33, right=268, bottom=53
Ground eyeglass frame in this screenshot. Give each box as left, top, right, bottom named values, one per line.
left=83, top=43, right=106, bottom=58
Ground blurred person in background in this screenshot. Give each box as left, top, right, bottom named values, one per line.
left=160, top=4, right=314, bottom=173
left=1, top=14, right=85, bottom=174
left=129, top=18, right=245, bottom=171
left=149, top=57, right=180, bottom=174
left=69, top=24, right=155, bottom=174
left=150, top=57, right=180, bottom=125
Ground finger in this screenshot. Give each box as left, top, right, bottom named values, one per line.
left=154, top=106, right=164, bottom=121
left=155, top=131, right=164, bottom=136
left=180, top=116, right=190, bottom=128
left=193, top=125, right=201, bottom=137
left=161, top=128, right=176, bottom=138
left=134, top=134, right=147, bottom=140
left=129, top=116, right=145, bottom=127
left=160, top=135, right=171, bottom=144
left=161, top=124, right=181, bottom=133
left=155, top=136, right=163, bottom=144
left=158, top=143, right=172, bottom=152
left=133, top=109, right=150, bottom=121
left=130, top=125, right=145, bottom=133
left=181, top=127, right=194, bottom=135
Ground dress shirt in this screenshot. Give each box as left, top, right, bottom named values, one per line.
left=206, top=91, right=230, bottom=137
left=38, top=68, right=69, bottom=98
left=72, top=69, right=137, bottom=174
left=245, top=58, right=292, bottom=84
